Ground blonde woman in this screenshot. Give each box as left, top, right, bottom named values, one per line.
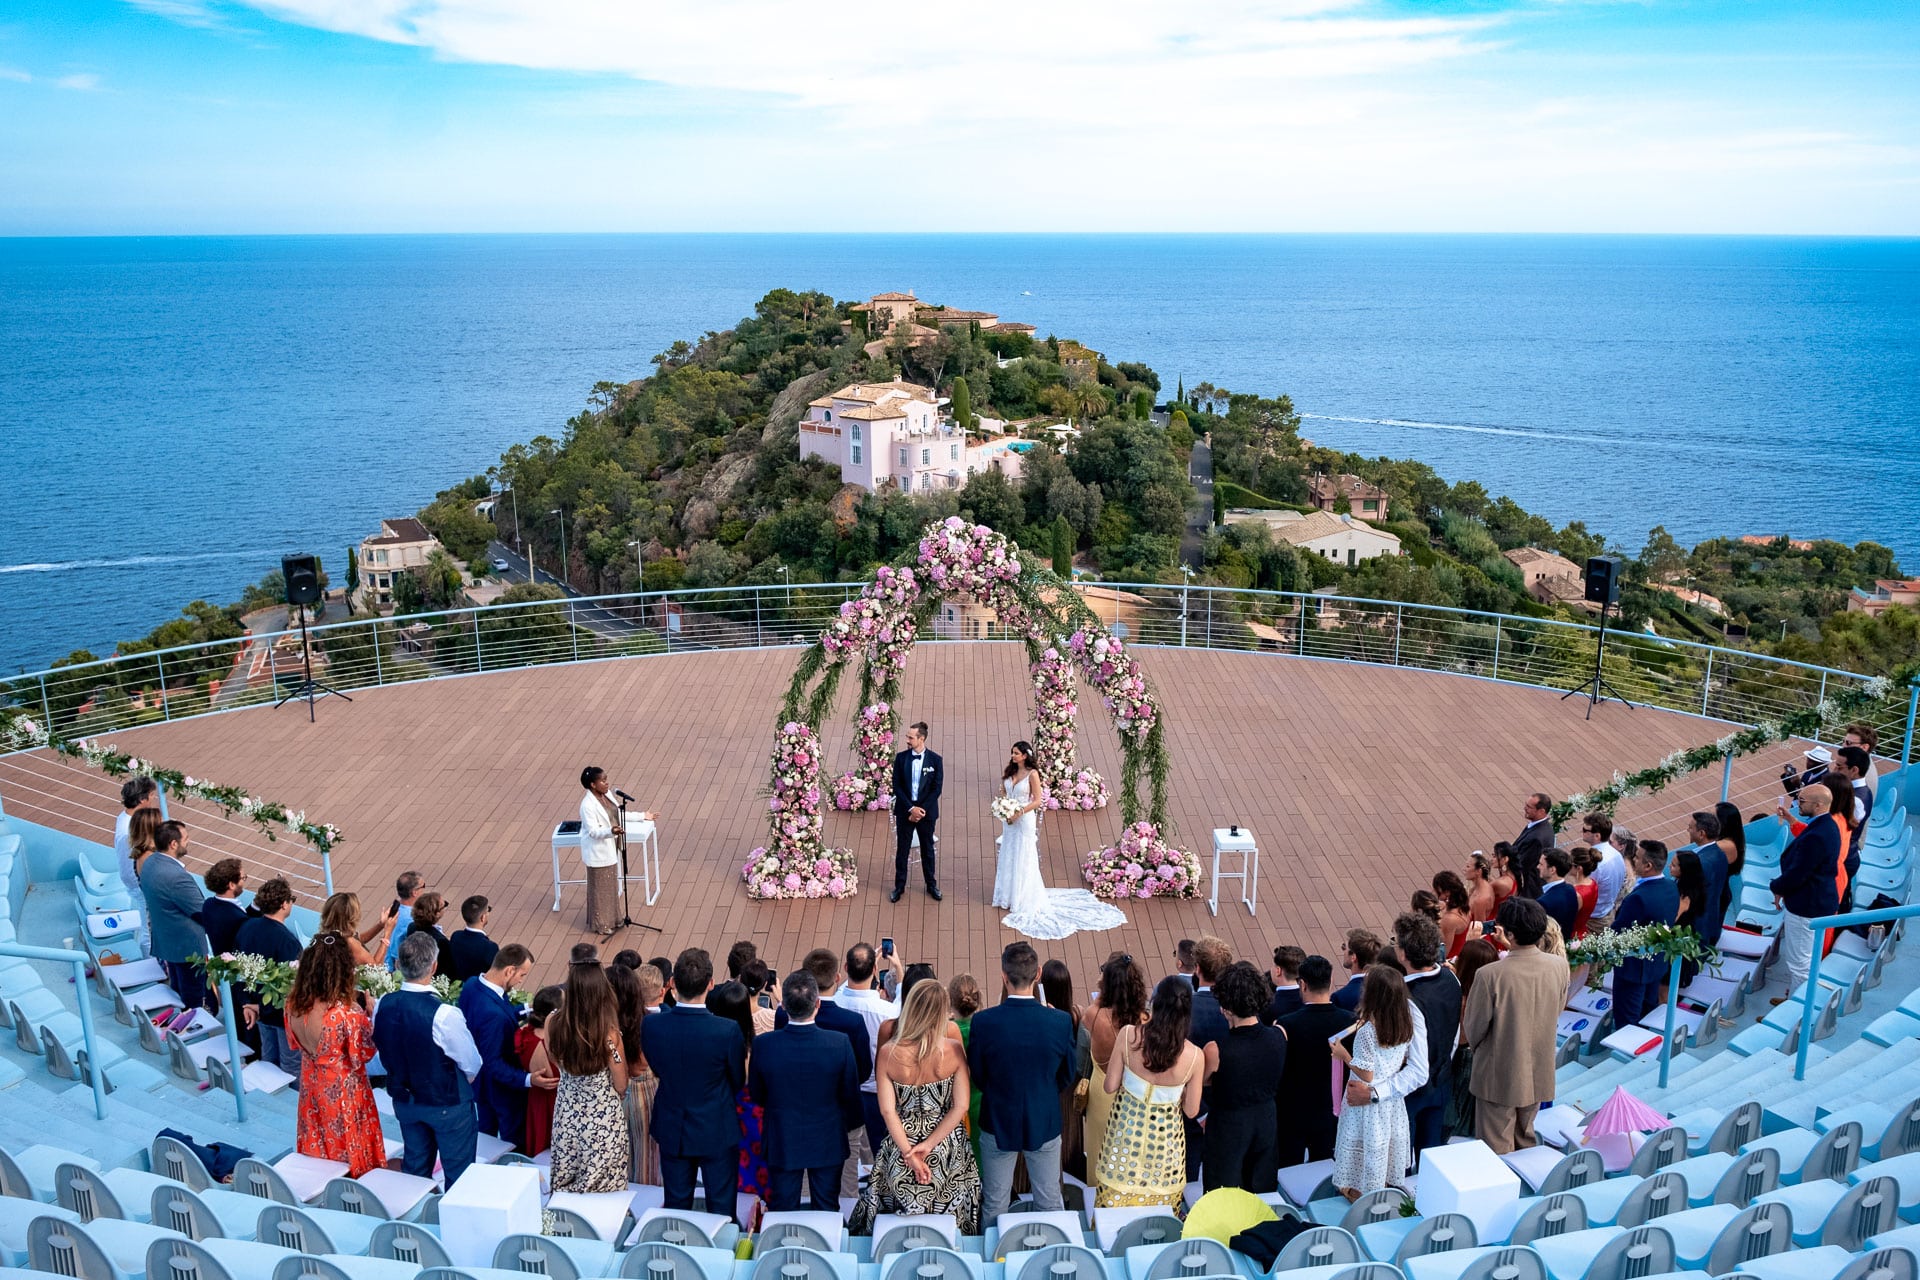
left=319, top=892, right=398, bottom=970
left=849, top=981, right=982, bottom=1234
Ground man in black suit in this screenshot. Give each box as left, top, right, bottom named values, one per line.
left=1275, top=955, right=1352, bottom=1167
left=890, top=721, right=943, bottom=902
left=639, top=947, right=748, bottom=1220
left=1394, top=912, right=1462, bottom=1167
left=200, top=858, right=250, bottom=957
left=1185, top=936, right=1233, bottom=1179
left=774, top=947, right=877, bottom=1200
left=448, top=895, right=499, bottom=983
left=1510, top=791, right=1554, bottom=899
left=1330, top=929, right=1380, bottom=1012
left=969, top=941, right=1076, bottom=1225
left=749, top=970, right=862, bottom=1212
left=1263, top=946, right=1305, bottom=1025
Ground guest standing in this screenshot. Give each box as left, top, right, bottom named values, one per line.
left=750, top=971, right=861, bottom=1213
left=626, top=962, right=665, bottom=1183
left=948, top=972, right=985, bottom=1163
left=458, top=944, right=541, bottom=1150
left=1585, top=818, right=1630, bottom=931
left=373, top=933, right=481, bottom=1186
left=285, top=931, right=384, bottom=1176
left=1394, top=912, right=1462, bottom=1164
left=1771, top=784, right=1843, bottom=996
left=141, top=821, right=209, bottom=1010
left=1331, top=930, right=1379, bottom=1012
left=1332, top=966, right=1417, bottom=1199
left=547, top=948, right=633, bottom=1194
left=1093, top=976, right=1204, bottom=1209
left=1538, top=850, right=1580, bottom=942
left=448, top=896, right=499, bottom=983
left=1463, top=854, right=1498, bottom=932
left=1669, top=848, right=1709, bottom=988
left=1566, top=848, right=1600, bottom=939
left=1275, top=956, right=1352, bottom=1166
left=200, top=859, right=249, bottom=957
left=709, top=980, right=771, bottom=1207
left=1040, top=958, right=1089, bottom=1179
left=742, top=960, right=778, bottom=1037
left=404, top=892, right=456, bottom=982
left=1685, top=813, right=1731, bottom=950
left=1184, top=937, right=1233, bottom=1178
left=850, top=981, right=982, bottom=1233
left=1463, top=898, right=1570, bottom=1153
left=1201, top=962, right=1285, bottom=1193
left=516, top=985, right=562, bottom=1157
left=969, top=941, right=1076, bottom=1225
left=115, top=777, right=160, bottom=951
left=834, top=942, right=900, bottom=1157
left=1264, top=947, right=1305, bottom=1023
left=233, top=879, right=305, bottom=1080
left=578, top=766, right=624, bottom=936
left=1433, top=873, right=1473, bottom=960
left=1445, top=940, right=1499, bottom=1138
left=383, top=872, right=425, bottom=968
left=1610, top=840, right=1679, bottom=1032
left=1083, top=953, right=1147, bottom=1179
left=322, top=892, right=397, bottom=969
left=641, top=948, right=747, bottom=1219
left=1510, top=791, right=1555, bottom=899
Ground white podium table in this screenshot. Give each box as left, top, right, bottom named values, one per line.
left=551, top=814, right=661, bottom=911
left=1210, top=827, right=1259, bottom=916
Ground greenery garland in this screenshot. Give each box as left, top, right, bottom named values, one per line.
left=192, top=953, right=528, bottom=1007
left=1550, top=663, right=1917, bottom=828
left=1566, top=923, right=1716, bottom=987
left=0, top=715, right=344, bottom=857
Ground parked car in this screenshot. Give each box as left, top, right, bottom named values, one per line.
left=491, top=557, right=510, bottom=572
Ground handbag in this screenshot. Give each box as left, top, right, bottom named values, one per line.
left=1071, top=1077, right=1090, bottom=1115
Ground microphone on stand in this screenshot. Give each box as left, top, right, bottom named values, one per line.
left=614, top=789, right=637, bottom=804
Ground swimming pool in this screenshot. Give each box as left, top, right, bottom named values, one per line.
left=1008, top=441, right=1035, bottom=454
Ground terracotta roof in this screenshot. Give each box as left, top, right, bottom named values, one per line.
left=1504, top=547, right=1582, bottom=575
left=818, top=380, right=937, bottom=406
left=1311, top=472, right=1389, bottom=500
left=870, top=291, right=918, bottom=301
left=919, top=308, right=999, bottom=324
left=366, top=517, right=436, bottom=545
left=986, top=321, right=1036, bottom=334
left=1272, top=511, right=1400, bottom=550
left=838, top=404, right=908, bottom=421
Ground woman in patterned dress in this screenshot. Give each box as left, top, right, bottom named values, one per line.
left=1082, top=953, right=1147, bottom=1190
left=547, top=949, right=632, bottom=1194
left=1092, top=976, right=1203, bottom=1210
left=850, top=981, right=982, bottom=1234
left=284, top=931, right=385, bottom=1177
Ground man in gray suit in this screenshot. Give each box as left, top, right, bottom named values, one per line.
left=140, top=820, right=210, bottom=1010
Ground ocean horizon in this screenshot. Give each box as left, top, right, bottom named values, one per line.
left=3, top=232, right=1916, bottom=674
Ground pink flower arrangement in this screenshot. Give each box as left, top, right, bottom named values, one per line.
left=1069, top=628, right=1158, bottom=744
left=745, top=721, right=859, bottom=899
left=830, top=701, right=896, bottom=811
left=1045, top=768, right=1111, bottom=811
left=1082, top=820, right=1202, bottom=900
left=917, top=516, right=1022, bottom=606
left=1029, top=646, right=1108, bottom=809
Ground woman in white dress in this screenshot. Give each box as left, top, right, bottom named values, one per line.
left=1331, top=965, right=1415, bottom=1199
left=994, top=741, right=1127, bottom=941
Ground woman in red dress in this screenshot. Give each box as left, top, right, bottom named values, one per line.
left=517, top=985, right=563, bottom=1157
left=1567, top=847, right=1600, bottom=939
left=285, top=931, right=385, bottom=1177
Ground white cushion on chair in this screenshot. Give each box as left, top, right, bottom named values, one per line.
left=546, top=1188, right=634, bottom=1242
left=274, top=1153, right=350, bottom=1203
left=356, top=1169, right=436, bottom=1219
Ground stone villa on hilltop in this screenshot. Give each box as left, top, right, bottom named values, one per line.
left=848, top=290, right=1037, bottom=360
left=356, top=517, right=444, bottom=609
left=799, top=380, right=1027, bottom=495
left=1309, top=473, right=1391, bottom=522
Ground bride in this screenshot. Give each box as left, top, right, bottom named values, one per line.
left=993, top=741, right=1127, bottom=941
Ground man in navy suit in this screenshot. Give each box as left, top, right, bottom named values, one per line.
left=1510, top=791, right=1555, bottom=900
left=1331, top=929, right=1380, bottom=1012
left=457, top=943, right=543, bottom=1150
left=448, top=895, right=499, bottom=984
left=1184, top=937, right=1233, bottom=1180
left=1771, top=783, right=1844, bottom=997
left=749, top=970, right=861, bottom=1212
left=890, top=721, right=943, bottom=902
left=1610, top=839, right=1680, bottom=1032
left=641, top=947, right=748, bottom=1220
left=968, top=941, right=1076, bottom=1225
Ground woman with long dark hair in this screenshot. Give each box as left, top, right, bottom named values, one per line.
left=547, top=949, right=632, bottom=1194
left=1093, top=976, right=1204, bottom=1209
left=285, top=931, right=384, bottom=1176
left=1082, top=952, right=1147, bottom=1178
left=516, top=985, right=563, bottom=1157
left=1670, top=848, right=1709, bottom=987
left=1040, top=958, right=1089, bottom=1178
left=1433, top=871, right=1474, bottom=959
left=1332, top=965, right=1416, bottom=1199
left=1716, top=800, right=1748, bottom=923
left=708, top=980, right=770, bottom=1208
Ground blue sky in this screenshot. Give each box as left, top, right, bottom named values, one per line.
left=1, top=0, right=1915, bottom=234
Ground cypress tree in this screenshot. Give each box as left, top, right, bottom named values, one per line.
left=951, top=376, right=974, bottom=433
left=1051, top=516, right=1074, bottom=577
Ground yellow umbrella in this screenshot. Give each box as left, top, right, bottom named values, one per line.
left=1183, top=1187, right=1278, bottom=1243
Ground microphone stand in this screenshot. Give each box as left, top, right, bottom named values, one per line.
left=613, top=794, right=661, bottom=935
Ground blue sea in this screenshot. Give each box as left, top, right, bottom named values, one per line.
left=2, top=234, right=1917, bottom=674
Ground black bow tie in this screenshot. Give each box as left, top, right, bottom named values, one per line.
left=912, top=754, right=924, bottom=761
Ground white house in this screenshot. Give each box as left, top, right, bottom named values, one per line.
left=1270, top=511, right=1402, bottom=567
left=799, top=380, right=1026, bottom=494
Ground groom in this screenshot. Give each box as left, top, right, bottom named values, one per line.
left=890, top=721, right=942, bottom=903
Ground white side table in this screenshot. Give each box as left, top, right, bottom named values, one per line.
left=1210, top=827, right=1259, bottom=917
left=550, top=815, right=662, bottom=910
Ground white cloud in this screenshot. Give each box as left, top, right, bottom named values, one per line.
left=0, top=68, right=32, bottom=83
left=55, top=73, right=102, bottom=90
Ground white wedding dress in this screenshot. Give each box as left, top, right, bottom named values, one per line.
left=994, top=773, right=1128, bottom=940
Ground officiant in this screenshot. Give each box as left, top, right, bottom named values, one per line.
left=578, top=766, right=626, bottom=935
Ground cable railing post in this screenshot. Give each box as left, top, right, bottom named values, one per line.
left=569, top=601, right=580, bottom=663
left=266, top=641, right=278, bottom=702
left=1492, top=617, right=1502, bottom=680
left=1393, top=604, right=1404, bottom=667
left=1903, top=683, right=1919, bottom=770
left=1206, top=589, right=1213, bottom=649
left=156, top=652, right=170, bottom=720
left=1721, top=751, right=1734, bottom=803
left=473, top=612, right=484, bottom=673
left=371, top=619, right=384, bottom=686
left=1700, top=650, right=1714, bottom=718
left=755, top=593, right=763, bottom=647
left=39, top=674, right=53, bottom=733
left=218, top=978, right=248, bottom=1121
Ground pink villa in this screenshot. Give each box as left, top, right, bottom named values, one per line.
left=800, top=380, right=1026, bottom=494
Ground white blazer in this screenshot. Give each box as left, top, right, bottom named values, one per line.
left=579, top=792, right=619, bottom=868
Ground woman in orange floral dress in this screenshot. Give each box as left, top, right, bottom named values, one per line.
left=285, top=931, right=386, bottom=1177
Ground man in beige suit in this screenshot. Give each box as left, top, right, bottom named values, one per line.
left=1462, top=896, right=1570, bottom=1153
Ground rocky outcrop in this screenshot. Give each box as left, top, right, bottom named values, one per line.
left=765, top=368, right=836, bottom=445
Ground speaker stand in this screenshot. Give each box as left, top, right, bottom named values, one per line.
left=273, top=603, right=353, bottom=723
left=1558, top=598, right=1637, bottom=721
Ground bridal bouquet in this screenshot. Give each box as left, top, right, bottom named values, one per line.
left=990, top=794, right=1024, bottom=824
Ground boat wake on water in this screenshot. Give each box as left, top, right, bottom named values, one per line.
left=0, top=550, right=262, bottom=575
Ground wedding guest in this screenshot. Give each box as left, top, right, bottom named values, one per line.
left=1081, top=953, right=1146, bottom=1188
left=1845, top=722, right=1882, bottom=801
left=949, top=971, right=985, bottom=1162
left=1715, top=801, right=1748, bottom=922
left=1684, top=814, right=1730, bottom=948
left=1463, top=898, right=1569, bottom=1153
left=321, top=892, right=398, bottom=968
left=1611, top=840, right=1678, bottom=1031
left=1093, top=976, right=1204, bottom=1208
left=1834, top=745, right=1874, bottom=908
left=727, top=940, right=759, bottom=981
left=448, top=895, right=498, bottom=983
left=1332, top=966, right=1416, bottom=1199
left=517, top=985, right=562, bottom=1157
left=285, top=931, right=383, bottom=1176
left=751, top=971, right=862, bottom=1213
left=837, top=942, right=901, bottom=1155
left=1463, top=853, right=1498, bottom=929
left=625, top=961, right=663, bottom=1183
left=1510, top=790, right=1555, bottom=899
left=1275, top=956, right=1350, bottom=1165
left=374, top=932, right=481, bottom=1186
left=1332, top=929, right=1380, bottom=1011
left=1396, top=911, right=1462, bottom=1165
left=459, top=943, right=541, bottom=1150
left=1039, top=958, right=1090, bottom=1178
left=1410, top=890, right=1443, bottom=924
left=234, top=879, right=305, bottom=1081
left=141, top=820, right=210, bottom=1010
left=612, top=949, right=644, bottom=970
left=578, top=767, right=624, bottom=936
left=1488, top=844, right=1518, bottom=911
left=1565, top=847, right=1600, bottom=939
left=742, top=960, right=777, bottom=1036
left=548, top=948, right=633, bottom=1194
left=1264, top=946, right=1305, bottom=1023
left=779, top=948, right=875, bottom=1199
left=114, top=778, right=160, bottom=950
left=1771, top=783, right=1843, bottom=997
left=383, top=871, right=425, bottom=967
left=851, top=980, right=982, bottom=1231
left=970, top=941, right=1076, bottom=1224
left=1184, top=936, right=1232, bottom=1177
left=1581, top=815, right=1626, bottom=928
left=877, top=963, right=949, bottom=1049
left=404, top=892, right=455, bottom=980
left=1446, top=939, right=1499, bottom=1138
left=648, top=956, right=674, bottom=1001
left=1172, top=939, right=1197, bottom=986
left=642, top=948, right=746, bottom=1218
left=1433, top=872, right=1474, bottom=960
left=1538, top=850, right=1580, bottom=941
left=709, top=981, right=771, bottom=1206
left=1202, top=961, right=1285, bottom=1193
left=1670, top=847, right=1709, bottom=987
left=199, top=859, right=249, bottom=956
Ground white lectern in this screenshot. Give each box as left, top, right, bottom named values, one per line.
left=551, top=814, right=660, bottom=911
left=1210, top=827, right=1259, bottom=916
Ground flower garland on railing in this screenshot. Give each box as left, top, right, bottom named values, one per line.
left=1084, top=821, right=1203, bottom=900
left=1566, top=924, right=1716, bottom=987
left=1550, top=666, right=1916, bottom=827
left=745, top=721, right=859, bottom=899
left=830, top=702, right=895, bottom=811
left=193, top=954, right=506, bottom=1006
left=1030, top=647, right=1109, bottom=810
left=0, top=715, right=343, bottom=857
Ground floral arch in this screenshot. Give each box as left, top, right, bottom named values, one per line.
left=743, top=517, right=1202, bottom=902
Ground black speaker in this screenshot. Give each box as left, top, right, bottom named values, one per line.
left=1584, top=554, right=1622, bottom=606
left=282, top=554, right=322, bottom=606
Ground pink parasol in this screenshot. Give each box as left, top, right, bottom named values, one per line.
left=1582, top=1086, right=1672, bottom=1141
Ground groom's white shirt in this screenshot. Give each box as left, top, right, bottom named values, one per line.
left=910, top=752, right=925, bottom=799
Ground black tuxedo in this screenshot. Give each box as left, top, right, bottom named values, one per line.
left=1510, top=820, right=1553, bottom=900
left=891, top=748, right=944, bottom=893
left=748, top=1022, right=862, bottom=1212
